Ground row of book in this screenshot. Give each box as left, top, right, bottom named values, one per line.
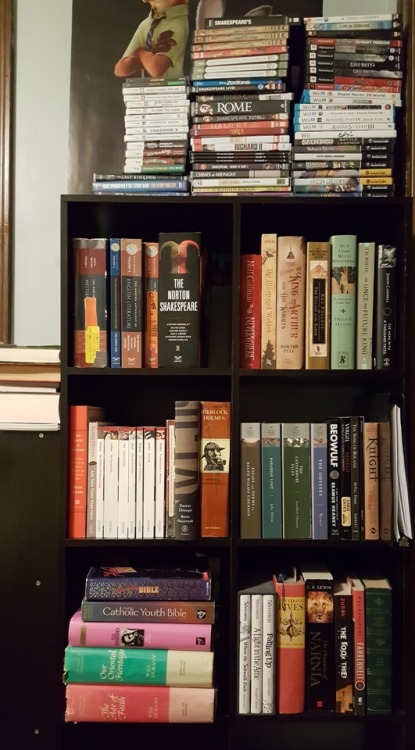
left=239, top=564, right=392, bottom=715
left=0, top=346, right=60, bottom=430
left=64, top=565, right=216, bottom=723
left=68, top=401, right=230, bottom=541
left=240, top=414, right=403, bottom=542
left=241, top=233, right=397, bottom=371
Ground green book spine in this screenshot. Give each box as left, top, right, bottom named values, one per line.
left=63, top=647, right=214, bottom=687
left=363, top=578, right=392, bottom=714
left=282, top=423, right=311, bottom=539
left=240, top=422, right=261, bottom=538
left=356, top=242, right=375, bottom=370
left=261, top=422, right=282, bottom=538
left=330, top=234, right=357, bottom=369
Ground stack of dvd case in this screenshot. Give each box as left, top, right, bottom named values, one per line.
left=292, top=13, right=403, bottom=198
left=92, top=78, right=190, bottom=196
left=188, top=15, right=300, bottom=196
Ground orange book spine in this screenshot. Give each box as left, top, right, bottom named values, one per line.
left=363, top=421, right=380, bottom=540
left=200, top=401, right=231, bottom=537
left=68, top=405, right=103, bottom=539
left=144, top=242, right=159, bottom=368
left=273, top=575, right=306, bottom=714
left=121, top=238, right=143, bottom=368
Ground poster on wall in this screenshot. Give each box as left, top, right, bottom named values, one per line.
left=68, top=0, right=322, bottom=193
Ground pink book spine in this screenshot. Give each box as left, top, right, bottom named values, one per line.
left=65, top=684, right=216, bottom=722
left=68, top=609, right=212, bottom=650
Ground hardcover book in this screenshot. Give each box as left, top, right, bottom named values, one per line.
left=158, top=232, right=202, bottom=368
left=333, top=579, right=353, bottom=714
left=174, top=401, right=200, bottom=541
left=281, top=423, right=311, bottom=539
left=65, top=684, right=216, bottom=723
left=238, top=592, right=251, bottom=714
left=68, top=405, right=105, bottom=539
left=276, top=236, right=307, bottom=369
left=135, top=426, right=144, bottom=539
left=340, top=416, right=352, bottom=540
left=120, top=238, right=143, bottom=368
left=240, top=422, right=261, bottom=539
left=240, top=254, right=261, bottom=369
left=310, top=422, right=328, bottom=539
left=330, top=234, right=357, bottom=369
left=68, top=609, right=212, bottom=651
left=155, top=426, right=166, bottom=539
left=165, top=418, right=176, bottom=539
left=363, top=421, right=380, bottom=540
left=103, top=426, right=119, bottom=539
left=273, top=567, right=306, bottom=714
left=261, top=422, right=282, bottom=539
left=143, top=241, right=159, bottom=368
left=305, top=241, right=331, bottom=369
left=143, top=426, right=156, bottom=540
left=345, top=573, right=366, bottom=714
left=375, top=244, right=397, bottom=369
left=261, top=234, right=277, bottom=369
left=379, top=420, right=392, bottom=540
left=200, top=401, right=231, bottom=537
left=362, top=576, right=393, bottom=713
left=81, top=598, right=216, bottom=625
left=85, top=566, right=211, bottom=602
left=327, top=417, right=341, bottom=539
left=356, top=241, right=375, bottom=369
left=73, top=238, right=108, bottom=368
left=63, top=646, right=214, bottom=687
left=351, top=415, right=363, bottom=540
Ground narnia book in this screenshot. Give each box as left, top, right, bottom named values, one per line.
left=273, top=567, right=305, bottom=714
left=276, top=236, right=306, bottom=369
left=73, top=238, right=108, bottom=368
left=200, top=401, right=231, bottom=537
left=174, top=401, right=200, bottom=541
left=158, top=233, right=202, bottom=368
left=305, top=241, right=330, bottom=369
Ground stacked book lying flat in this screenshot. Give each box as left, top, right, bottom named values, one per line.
left=92, top=78, right=190, bottom=196
left=0, top=346, right=60, bottom=430
left=189, top=14, right=299, bottom=195
left=295, top=13, right=403, bottom=197
left=64, top=565, right=216, bottom=723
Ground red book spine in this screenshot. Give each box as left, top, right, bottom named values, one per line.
left=273, top=575, right=306, bottom=714
left=68, top=405, right=104, bottom=539
left=143, top=242, right=159, bottom=368
left=347, top=576, right=366, bottom=714
left=240, top=254, right=261, bottom=369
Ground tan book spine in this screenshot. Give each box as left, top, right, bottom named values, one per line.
left=261, top=234, right=277, bottom=369
left=379, top=420, right=392, bottom=540
left=200, top=401, right=231, bottom=537
left=276, top=236, right=306, bottom=369
left=305, top=241, right=331, bottom=369
left=363, top=421, right=380, bottom=540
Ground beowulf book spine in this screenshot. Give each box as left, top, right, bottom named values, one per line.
left=305, top=241, right=330, bottom=369
left=143, top=242, right=159, bottom=368
left=261, top=234, right=277, bottom=369
left=311, top=422, right=328, bottom=540
left=174, top=401, right=200, bottom=541
left=73, top=238, right=108, bottom=368
left=363, top=421, right=380, bottom=540
left=356, top=242, right=375, bottom=369
left=121, top=238, right=143, bottom=368
left=340, top=417, right=352, bottom=541
left=109, top=238, right=121, bottom=368
left=327, top=418, right=341, bottom=538
left=301, top=564, right=335, bottom=712
left=200, top=401, right=231, bottom=538
left=282, top=423, right=311, bottom=539
left=158, top=233, right=201, bottom=368
left=240, top=422, right=261, bottom=539
left=81, top=598, right=216, bottom=625
left=276, top=236, right=306, bottom=369
left=375, top=244, right=397, bottom=369
left=330, top=235, right=357, bottom=369
left=379, top=420, right=392, bottom=540
left=240, top=254, right=261, bottom=369
left=334, top=580, right=353, bottom=714
left=261, top=422, right=282, bottom=539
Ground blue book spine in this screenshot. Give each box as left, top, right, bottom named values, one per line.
left=109, top=239, right=121, bottom=368
left=261, top=423, right=282, bottom=539
left=311, top=423, right=328, bottom=539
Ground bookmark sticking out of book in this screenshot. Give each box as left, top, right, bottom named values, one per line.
left=84, top=297, right=100, bottom=364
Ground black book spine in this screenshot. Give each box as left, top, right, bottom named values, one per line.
left=328, top=418, right=341, bottom=539
left=374, top=244, right=397, bottom=369
left=340, top=417, right=352, bottom=540
left=350, top=415, right=361, bottom=540
left=305, top=578, right=335, bottom=711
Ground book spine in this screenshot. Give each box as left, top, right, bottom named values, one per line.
left=96, top=425, right=106, bottom=539
left=282, top=423, right=311, bottom=539
left=200, top=401, right=231, bottom=537
left=143, top=426, right=156, bottom=540
left=363, top=422, right=380, bottom=540
left=155, top=427, right=166, bottom=539
left=274, top=577, right=306, bottom=714
left=356, top=242, right=376, bottom=369
left=327, top=418, right=341, bottom=539
left=109, top=238, right=121, bottom=368
left=379, top=420, right=392, bottom=540
left=276, top=236, right=307, bottom=369
left=240, top=254, right=261, bottom=369
left=375, top=244, right=397, bottom=369
left=158, top=233, right=202, bottom=368
left=143, top=242, right=159, bottom=368
left=240, top=422, right=261, bottom=539
left=121, top=238, right=143, bottom=368
left=250, top=593, right=263, bottom=714
left=261, top=234, right=277, bottom=369
left=73, top=238, right=108, bottom=368
left=340, top=417, right=352, bottom=540
left=127, top=426, right=136, bottom=538
left=311, top=422, right=328, bottom=539
left=103, top=426, right=119, bottom=539
left=238, top=593, right=251, bottom=714
left=63, top=647, right=214, bottom=687
left=117, top=427, right=130, bottom=540
left=65, top=684, right=216, bottom=723
left=305, top=579, right=335, bottom=711
left=165, top=419, right=176, bottom=538
left=305, top=241, right=331, bottom=369
left=174, top=401, right=200, bottom=541
left=262, top=593, right=275, bottom=714
left=365, top=582, right=392, bottom=713
left=348, top=579, right=366, bottom=714
left=68, top=612, right=212, bottom=651
left=68, top=406, right=103, bottom=539
left=86, top=420, right=100, bottom=539
left=334, top=588, right=353, bottom=713
left=135, top=426, right=144, bottom=539
left=350, top=416, right=362, bottom=540
left=81, top=599, right=216, bottom=624
left=261, top=422, right=282, bottom=539
left=330, top=235, right=357, bottom=369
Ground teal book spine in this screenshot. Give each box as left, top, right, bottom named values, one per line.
left=63, top=647, right=214, bottom=687
left=282, top=423, right=311, bottom=539
left=261, top=422, right=282, bottom=538
left=330, top=235, right=357, bottom=369
left=363, top=578, right=393, bottom=713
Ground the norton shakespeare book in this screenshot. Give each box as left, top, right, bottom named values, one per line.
left=158, top=233, right=201, bottom=368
